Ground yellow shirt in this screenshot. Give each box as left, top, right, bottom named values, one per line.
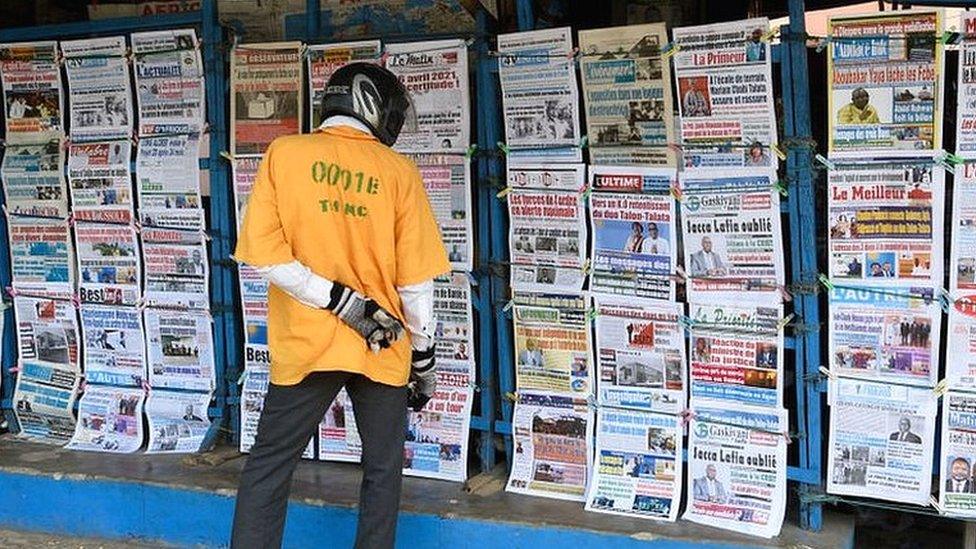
left=837, top=103, right=880, bottom=124
left=234, top=126, right=451, bottom=386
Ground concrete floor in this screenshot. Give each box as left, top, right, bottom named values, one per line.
left=0, top=529, right=168, bottom=548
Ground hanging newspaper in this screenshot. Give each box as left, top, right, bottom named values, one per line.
left=683, top=402, right=788, bottom=538
left=0, top=41, right=63, bottom=143
left=508, top=163, right=586, bottom=191
left=141, top=231, right=209, bottom=310
left=230, top=42, right=302, bottom=156
left=508, top=189, right=586, bottom=293
left=827, top=11, right=943, bottom=156
left=146, top=389, right=210, bottom=453
left=512, top=292, right=592, bottom=396
left=957, top=13, right=976, bottom=156
left=8, top=215, right=73, bottom=300
left=75, top=222, right=141, bottom=306
left=411, top=154, right=472, bottom=271
left=240, top=366, right=314, bottom=458
left=585, top=408, right=682, bottom=521
left=828, top=158, right=944, bottom=288
left=593, top=296, right=685, bottom=414
left=385, top=39, right=470, bottom=153
left=318, top=388, right=361, bottom=462
left=13, top=376, right=75, bottom=445
left=240, top=267, right=270, bottom=370
left=679, top=169, right=785, bottom=305
left=80, top=304, right=147, bottom=387
left=828, top=285, right=941, bottom=387
left=506, top=391, right=593, bottom=502
left=145, top=308, right=214, bottom=392
left=131, top=28, right=205, bottom=136
left=67, top=385, right=146, bottom=453
left=433, top=273, right=475, bottom=365
left=952, top=163, right=976, bottom=293
left=405, top=361, right=475, bottom=482
left=67, top=140, right=135, bottom=224
left=688, top=303, right=784, bottom=408
left=1, top=141, right=67, bottom=218
left=232, top=156, right=260, bottom=228
left=307, top=41, right=381, bottom=130
left=578, top=23, right=675, bottom=166
left=496, top=27, right=583, bottom=163
left=589, top=169, right=676, bottom=300
left=938, top=391, right=976, bottom=517
left=948, top=298, right=976, bottom=392
left=61, top=36, right=133, bottom=142
left=827, top=377, right=937, bottom=505
left=671, top=18, right=777, bottom=168
left=136, top=133, right=205, bottom=231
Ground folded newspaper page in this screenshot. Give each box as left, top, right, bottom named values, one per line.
left=146, top=389, right=211, bottom=453
left=1, top=141, right=67, bottom=219
left=74, top=222, right=142, bottom=306
left=956, top=13, right=976, bottom=156
left=8, top=215, right=74, bottom=300
left=0, top=41, right=63, bottom=144
left=508, top=187, right=587, bottom=293
left=239, top=365, right=313, bottom=459
left=230, top=42, right=302, bottom=156
left=67, top=385, right=146, bottom=453
left=61, top=36, right=133, bottom=142
left=67, top=140, right=134, bottom=224
left=145, top=308, right=215, bottom=392
left=131, top=28, right=205, bottom=136
left=80, top=304, right=147, bottom=387
left=512, top=292, right=592, bottom=396
left=307, top=41, right=381, bottom=130
left=318, top=388, right=361, bottom=462
left=939, top=391, right=976, bottom=517
left=141, top=236, right=209, bottom=311
left=136, top=133, right=205, bottom=231
left=410, top=154, right=473, bottom=271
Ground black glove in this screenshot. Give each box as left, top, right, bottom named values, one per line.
left=406, top=345, right=436, bottom=411
left=326, top=281, right=405, bottom=352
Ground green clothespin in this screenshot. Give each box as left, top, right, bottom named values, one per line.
left=817, top=273, right=834, bottom=291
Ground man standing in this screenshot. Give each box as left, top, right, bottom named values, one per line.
left=231, top=63, right=451, bottom=549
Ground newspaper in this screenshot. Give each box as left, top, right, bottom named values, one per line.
left=1, top=141, right=67, bottom=218
left=145, top=308, right=214, bottom=392
left=66, top=385, right=146, bottom=453
left=141, top=238, right=209, bottom=310
left=671, top=18, right=777, bottom=168
left=939, top=391, right=976, bottom=517
left=307, top=41, right=381, bottom=129
left=512, top=292, right=592, bottom=396
left=61, top=36, right=133, bottom=142
left=0, top=41, right=63, bottom=144
left=80, top=304, right=147, bottom=387
left=385, top=39, right=469, bottom=153
left=136, top=134, right=205, bottom=231
left=240, top=365, right=314, bottom=458
left=131, top=28, right=205, bottom=136
left=679, top=169, right=785, bottom=305
left=585, top=408, right=682, bottom=521
left=318, top=388, right=361, bottom=462
left=239, top=266, right=270, bottom=370
left=146, top=389, right=211, bottom=453
left=948, top=298, right=976, bottom=391
left=67, top=140, right=135, bottom=224
left=828, top=285, right=941, bottom=387
left=827, top=11, right=943, bottom=156
left=506, top=390, right=593, bottom=502
left=952, top=163, right=976, bottom=293
left=433, top=273, right=475, bottom=365
left=8, top=215, right=74, bottom=300
left=683, top=402, right=788, bottom=538
left=578, top=23, right=675, bottom=166
left=404, top=360, right=474, bottom=481
left=508, top=189, right=586, bottom=293
left=593, top=296, right=685, bottom=414
left=588, top=167, right=676, bottom=300
left=827, top=377, right=937, bottom=505
left=508, top=163, right=585, bottom=191
left=232, top=155, right=261, bottom=229
left=230, top=42, right=302, bottom=156
left=496, top=27, right=583, bottom=163
left=410, top=154, right=472, bottom=271
left=74, top=222, right=142, bottom=306
left=827, top=158, right=944, bottom=288
left=957, top=13, right=976, bottom=156
left=688, top=302, right=784, bottom=408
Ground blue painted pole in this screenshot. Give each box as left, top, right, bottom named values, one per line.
left=306, top=0, right=321, bottom=43
left=515, top=0, right=534, bottom=31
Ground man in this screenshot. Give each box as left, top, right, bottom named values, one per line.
left=756, top=346, right=776, bottom=368
left=519, top=338, right=544, bottom=367
left=231, top=63, right=451, bottom=549
left=946, top=458, right=975, bottom=494
left=624, top=221, right=643, bottom=253
left=745, top=28, right=766, bottom=62
left=689, top=236, right=725, bottom=277
left=837, top=88, right=880, bottom=124
left=182, top=403, right=202, bottom=422
left=869, top=262, right=884, bottom=277
left=889, top=417, right=922, bottom=444
left=882, top=261, right=895, bottom=278
left=692, top=464, right=727, bottom=503
left=744, top=142, right=769, bottom=166
left=639, top=222, right=669, bottom=255
left=682, top=84, right=709, bottom=117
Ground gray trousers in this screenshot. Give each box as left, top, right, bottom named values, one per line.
left=231, top=371, right=408, bottom=549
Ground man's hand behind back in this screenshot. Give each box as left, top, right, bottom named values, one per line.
left=327, top=282, right=406, bottom=352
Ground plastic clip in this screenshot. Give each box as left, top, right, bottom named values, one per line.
left=818, top=365, right=837, bottom=381
left=502, top=299, right=514, bottom=313
left=504, top=391, right=519, bottom=402
left=777, top=313, right=796, bottom=331
left=817, top=273, right=835, bottom=291
left=772, top=179, right=789, bottom=197
left=934, top=379, right=949, bottom=397
left=495, top=186, right=513, bottom=199
left=669, top=184, right=683, bottom=202
left=496, top=141, right=511, bottom=156
left=814, top=154, right=835, bottom=170
left=661, top=42, right=680, bottom=59
left=770, top=143, right=787, bottom=161
left=815, top=36, right=831, bottom=53
left=465, top=144, right=478, bottom=159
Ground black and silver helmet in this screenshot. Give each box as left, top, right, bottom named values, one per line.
left=319, top=62, right=416, bottom=146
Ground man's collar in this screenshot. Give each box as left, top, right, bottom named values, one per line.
left=317, top=115, right=373, bottom=135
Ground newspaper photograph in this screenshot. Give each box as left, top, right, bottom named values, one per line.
left=683, top=402, right=788, bottom=538
left=506, top=390, right=593, bottom=502
left=80, top=304, right=147, bottom=387
left=0, top=40, right=63, bottom=143
left=1, top=141, right=67, bottom=219
left=131, top=28, right=205, bottom=136
left=679, top=169, right=785, bottom=305
left=508, top=189, right=586, bottom=293
left=232, top=155, right=261, bottom=229
left=61, top=36, right=133, bottom=142
left=508, top=163, right=585, bottom=191
left=410, top=154, right=472, bottom=271
left=141, top=240, right=209, bottom=310
left=67, top=140, right=135, bottom=224
left=688, top=302, right=784, bottom=408
left=948, top=297, right=976, bottom=392
left=145, top=308, right=214, bottom=392
left=318, top=388, right=361, bottom=462
left=146, top=389, right=210, bottom=454
left=74, top=222, right=141, bottom=306
left=939, top=391, right=976, bottom=517
left=828, top=285, right=941, bottom=387
left=8, top=215, right=74, bottom=299
left=957, top=13, right=976, bottom=156
left=578, top=23, right=675, bottom=166
left=827, top=11, right=943, bottom=156
left=593, top=296, right=685, bottom=414
left=13, top=387, right=75, bottom=444
left=239, top=265, right=270, bottom=370
left=66, top=385, right=146, bottom=453
left=136, top=134, right=205, bottom=231
left=404, top=361, right=475, bottom=482
left=14, top=295, right=79, bottom=372
left=433, top=273, right=475, bottom=366
left=385, top=39, right=469, bottom=153
left=230, top=42, right=302, bottom=156
left=307, top=41, right=381, bottom=129
left=240, top=365, right=314, bottom=458
left=671, top=18, right=777, bottom=168
left=828, top=158, right=944, bottom=288
left=951, top=163, right=976, bottom=293
left=512, top=292, right=592, bottom=396
left=496, top=27, right=582, bottom=162
left=585, top=408, right=682, bottom=521
left=589, top=188, right=676, bottom=300
left=827, top=377, right=937, bottom=505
